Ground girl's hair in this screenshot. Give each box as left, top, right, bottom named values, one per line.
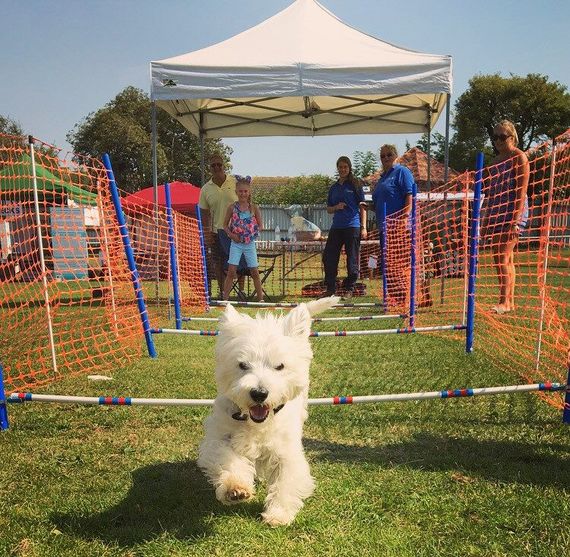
left=495, top=120, right=519, bottom=146
left=235, top=175, right=253, bottom=204
left=336, top=155, right=359, bottom=186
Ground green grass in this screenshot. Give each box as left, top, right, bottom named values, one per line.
left=1, top=303, right=569, bottom=557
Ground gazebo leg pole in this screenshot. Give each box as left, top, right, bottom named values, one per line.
left=151, top=101, right=160, bottom=307
left=444, top=93, right=451, bottom=184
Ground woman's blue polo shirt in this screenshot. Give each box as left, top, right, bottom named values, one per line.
left=327, top=181, right=364, bottom=229
left=372, top=164, right=415, bottom=225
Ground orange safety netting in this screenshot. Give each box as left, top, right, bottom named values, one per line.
left=0, top=134, right=207, bottom=392
left=211, top=135, right=568, bottom=410
left=1, top=130, right=567, bottom=410
left=121, top=192, right=208, bottom=316
left=474, top=132, right=569, bottom=407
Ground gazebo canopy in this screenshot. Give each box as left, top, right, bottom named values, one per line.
left=0, top=153, right=98, bottom=206
left=150, top=0, right=452, bottom=139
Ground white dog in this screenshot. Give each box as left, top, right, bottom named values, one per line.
left=197, top=297, right=339, bottom=526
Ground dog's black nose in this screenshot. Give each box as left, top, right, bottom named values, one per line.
left=250, top=388, right=268, bottom=403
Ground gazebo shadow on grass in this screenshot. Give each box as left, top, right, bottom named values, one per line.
left=52, top=460, right=263, bottom=548
left=305, top=432, right=570, bottom=490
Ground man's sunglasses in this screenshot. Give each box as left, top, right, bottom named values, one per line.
left=210, top=162, right=223, bottom=168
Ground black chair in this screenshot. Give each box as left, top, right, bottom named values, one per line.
left=229, top=252, right=280, bottom=301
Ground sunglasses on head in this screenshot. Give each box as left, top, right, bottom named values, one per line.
left=493, top=133, right=511, bottom=142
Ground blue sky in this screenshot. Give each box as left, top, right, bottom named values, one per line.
left=2, top=0, right=568, bottom=178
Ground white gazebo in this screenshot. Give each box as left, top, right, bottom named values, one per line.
left=150, top=0, right=453, bottom=185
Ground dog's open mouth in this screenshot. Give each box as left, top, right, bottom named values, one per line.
left=249, top=404, right=270, bottom=423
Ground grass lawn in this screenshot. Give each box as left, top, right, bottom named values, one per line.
left=1, top=302, right=569, bottom=557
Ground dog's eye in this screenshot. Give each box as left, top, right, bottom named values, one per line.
left=275, top=363, right=285, bottom=371
left=238, top=362, right=249, bottom=370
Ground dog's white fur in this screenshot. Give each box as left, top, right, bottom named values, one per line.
left=197, top=297, right=339, bottom=526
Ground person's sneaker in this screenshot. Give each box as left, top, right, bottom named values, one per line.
left=342, top=290, right=353, bottom=301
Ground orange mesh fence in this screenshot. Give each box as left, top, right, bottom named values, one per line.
left=1, top=129, right=567, bottom=409
left=0, top=135, right=142, bottom=391
left=209, top=135, right=568, bottom=410
left=174, top=211, right=210, bottom=311
left=121, top=189, right=208, bottom=317
left=0, top=134, right=207, bottom=392
left=473, top=132, right=569, bottom=407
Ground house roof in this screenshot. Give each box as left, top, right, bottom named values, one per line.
left=366, top=147, right=459, bottom=191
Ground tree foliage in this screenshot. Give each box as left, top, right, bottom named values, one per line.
left=352, top=150, right=378, bottom=179
left=253, top=174, right=331, bottom=205
left=450, top=73, right=570, bottom=170
left=66, top=87, right=231, bottom=193
left=0, top=115, right=24, bottom=137
left=415, top=132, right=447, bottom=163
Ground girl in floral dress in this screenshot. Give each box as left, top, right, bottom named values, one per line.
left=222, top=176, right=264, bottom=302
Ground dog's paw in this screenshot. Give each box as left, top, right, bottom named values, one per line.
left=216, top=483, right=253, bottom=505
left=261, top=506, right=296, bottom=527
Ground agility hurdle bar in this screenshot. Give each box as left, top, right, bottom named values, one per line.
left=7, top=382, right=565, bottom=410
left=180, top=314, right=407, bottom=323
left=151, top=324, right=466, bottom=337
left=209, top=300, right=388, bottom=308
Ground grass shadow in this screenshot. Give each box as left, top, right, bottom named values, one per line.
left=52, top=459, right=263, bottom=548
left=306, top=432, right=570, bottom=490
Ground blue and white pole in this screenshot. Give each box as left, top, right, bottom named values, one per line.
left=102, top=154, right=157, bottom=358
left=409, top=182, right=418, bottom=328
left=381, top=202, right=388, bottom=313
left=562, top=366, right=570, bottom=425
left=465, top=152, right=484, bottom=353
left=164, top=183, right=182, bottom=329
left=196, top=205, right=211, bottom=308
left=0, top=361, right=9, bottom=430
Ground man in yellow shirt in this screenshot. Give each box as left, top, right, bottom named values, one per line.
left=199, top=153, right=241, bottom=297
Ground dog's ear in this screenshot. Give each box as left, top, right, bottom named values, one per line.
left=283, top=303, right=312, bottom=338
left=219, top=303, right=253, bottom=329
left=219, top=303, right=241, bottom=326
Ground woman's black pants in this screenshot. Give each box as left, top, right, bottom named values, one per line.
left=322, top=227, right=361, bottom=294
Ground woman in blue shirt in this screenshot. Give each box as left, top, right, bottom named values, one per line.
left=321, top=156, right=367, bottom=298
left=371, top=144, right=414, bottom=307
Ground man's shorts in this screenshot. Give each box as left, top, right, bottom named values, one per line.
left=228, top=241, right=258, bottom=268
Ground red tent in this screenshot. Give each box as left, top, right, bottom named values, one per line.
left=123, top=181, right=200, bottom=214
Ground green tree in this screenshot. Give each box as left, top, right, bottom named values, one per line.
left=415, top=132, right=447, bottom=162
left=450, top=73, right=570, bottom=170
left=253, top=175, right=331, bottom=205
left=352, top=150, right=378, bottom=179
left=0, top=115, right=23, bottom=137
left=67, top=87, right=231, bottom=193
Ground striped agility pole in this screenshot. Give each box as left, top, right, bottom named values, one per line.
left=7, top=382, right=565, bottom=408
left=181, top=314, right=407, bottom=323
left=210, top=300, right=386, bottom=309
left=151, top=324, right=466, bottom=337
